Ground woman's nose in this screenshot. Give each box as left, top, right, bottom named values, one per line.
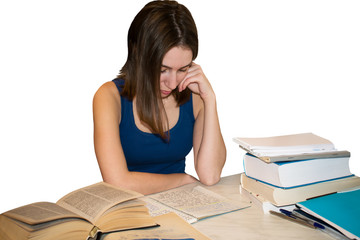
left=166, top=73, right=178, bottom=90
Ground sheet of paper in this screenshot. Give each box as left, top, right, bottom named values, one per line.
left=149, top=185, right=247, bottom=219
left=141, top=197, right=197, bottom=223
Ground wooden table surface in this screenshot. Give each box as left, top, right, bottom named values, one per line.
left=192, top=174, right=332, bottom=240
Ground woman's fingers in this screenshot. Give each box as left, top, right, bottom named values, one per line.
left=179, top=63, right=202, bottom=91
left=179, top=70, right=201, bottom=92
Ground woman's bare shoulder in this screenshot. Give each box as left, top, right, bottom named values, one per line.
left=94, top=81, right=119, bottom=98
left=93, top=81, right=121, bottom=120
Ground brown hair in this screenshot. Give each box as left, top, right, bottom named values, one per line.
left=117, top=0, right=198, bottom=140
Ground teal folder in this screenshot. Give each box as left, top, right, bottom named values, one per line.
left=297, top=188, right=360, bottom=239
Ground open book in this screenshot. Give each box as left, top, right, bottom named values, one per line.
left=143, top=184, right=250, bottom=223
left=233, top=132, right=350, bottom=162
left=0, top=182, right=157, bottom=240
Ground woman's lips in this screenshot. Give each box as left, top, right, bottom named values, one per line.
left=161, top=90, right=172, bottom=96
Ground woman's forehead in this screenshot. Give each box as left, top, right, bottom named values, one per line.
left=162, top=46, right=193, bottom=68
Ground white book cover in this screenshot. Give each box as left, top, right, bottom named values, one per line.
left=243, top=153, right=352, bottom=188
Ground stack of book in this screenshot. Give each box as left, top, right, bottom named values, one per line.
left=233, top=133, right=360, bottom=207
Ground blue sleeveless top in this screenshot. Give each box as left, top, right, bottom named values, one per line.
left=112, top=79, right=195, bottom=174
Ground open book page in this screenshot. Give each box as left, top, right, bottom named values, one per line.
left=1, top=214, right=90, bottom=234
left=56, top=182, right=142, bottom=224
left=100, top=199, right=146, bottom=216
left=149, top=185, right=247, bottom=220
left=3, top=202, right=82, bottom=225
left=141, top=197, right=197, bottom=223
left=102, top=212, right=211, bottom=240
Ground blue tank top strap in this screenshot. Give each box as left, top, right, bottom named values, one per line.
left=112, top=78, right=129, bottom=122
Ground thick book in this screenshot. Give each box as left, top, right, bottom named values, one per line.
left=0, top=182, right=157, bottom=240
left=240, top=186, right=296, bottom=214
left=297, top=188, right=360, bottom=240
left=233, top=132, right=350, bottom=163
left=102, top=212, right=211, bottom=240
left=240, top=173, right=360, bottom=206
left=243, top=153, right=352, bottom=188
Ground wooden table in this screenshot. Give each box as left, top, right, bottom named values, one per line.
left=192, top=174, right=332, bottom=240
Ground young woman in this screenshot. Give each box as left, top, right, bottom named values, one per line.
left=93, top=0, right=226, bottom=195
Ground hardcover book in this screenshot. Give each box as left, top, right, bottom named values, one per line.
left=0, top=182, right=157, bottom=240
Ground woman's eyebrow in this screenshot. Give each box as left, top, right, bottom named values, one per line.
left=180, top=62, right=192, bottom=70
left=161, top=62, right=192, bottom=70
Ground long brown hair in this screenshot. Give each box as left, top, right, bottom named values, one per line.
left=118, top=0, right=198, bottom=140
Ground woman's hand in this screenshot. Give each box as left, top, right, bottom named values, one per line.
left=178, top=63, right=215, bottom=102
left=179, top=63, right=226, bottom=186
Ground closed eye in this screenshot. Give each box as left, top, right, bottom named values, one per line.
left=178, top=66, right=190, bottom=73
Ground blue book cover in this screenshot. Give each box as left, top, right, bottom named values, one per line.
left=297, top=188, right=360, bottom=239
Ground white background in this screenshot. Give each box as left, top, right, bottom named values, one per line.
left=1, top=0, right=359, bottom=213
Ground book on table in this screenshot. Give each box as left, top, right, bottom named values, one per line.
left=101, top=212, right=211, bottom=240
left=240, top=173, right=360, bottom=206
left=0, top=182, right=157, bottom=240
left=143, top=184, right=250, bottom=224
left=243, top=153, right=352, bottom=188
left=297, top=188, right=360, bottom=240
left=239, top=186, right=297, bottom=214
left=233, top=132, right=350, bottom=163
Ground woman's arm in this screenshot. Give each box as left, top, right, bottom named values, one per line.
left=179, top=63, right=226, bottom=185
left=93, top=82, right=197, bottom=195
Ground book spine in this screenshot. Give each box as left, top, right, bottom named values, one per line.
left=87, top=226, right=99, bottom=240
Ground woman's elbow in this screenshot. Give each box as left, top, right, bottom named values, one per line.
left=100, top=168, right=131, bottom=188
left=196, top=157, right=226, bottom=186
left=199, top=174, right=221, bottom=186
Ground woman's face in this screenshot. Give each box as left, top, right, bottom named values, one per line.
left=160, top=46, right=193, bottom=98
